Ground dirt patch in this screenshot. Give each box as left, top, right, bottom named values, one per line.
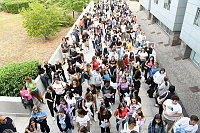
left=0, top=12, right=70, bottom=66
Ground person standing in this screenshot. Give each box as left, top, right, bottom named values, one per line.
left=19, top=85, right=34, bottom=109
left=0, top=115, right=17, bottom=133
left=114, top=103, right=129, bottom=132
left=76, top=109, right=90, bottom=133
left=98, top=106, right=112, bottom=133
left=163, top=95, right=182, bottom=132
left=31, top=106, right=50, bottom=133
left=57, top=109, right=73, bottom=133
left=173, top=115, right=199, bottom=133
left=148, top=114, right=165, bottom=133
left=45, top=86, right=56, bottom=120
left=24, top=77, right=45, bottom=105
left=93, top=67, right=103, bottom=98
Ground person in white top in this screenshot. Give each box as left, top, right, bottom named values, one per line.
left=52, top=79, right=67, bottom=106
left=122, top=117, right=139, bottom=133
left=173, top=115, right=199, bottom=133
left=163, top=95, right=182, bottom=132
left=76, top=109, right=90, bottom=132
left=64, top=91, right=76, bottom=119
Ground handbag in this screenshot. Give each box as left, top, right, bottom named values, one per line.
left=157, top=91, right=169, bottom=104
left=22, top=98, right=29, bottom=105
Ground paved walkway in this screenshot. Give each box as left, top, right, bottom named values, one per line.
left=10, top=1, right=167, bottom=133
left=129, top=0, right=200, bottom=131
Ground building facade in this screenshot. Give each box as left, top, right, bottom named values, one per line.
left=180, top=0, right=200, bottom=67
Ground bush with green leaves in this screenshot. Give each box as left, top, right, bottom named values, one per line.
left=60, top=15, right=76, bottom=27
left=21, top=3, right=62, bottom=39
left=0, top=61, right=39, bottom=97
left=0, top=0, right=29, bottom=14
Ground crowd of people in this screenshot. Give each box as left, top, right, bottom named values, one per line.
left=0, top=0, right=199, bottom=133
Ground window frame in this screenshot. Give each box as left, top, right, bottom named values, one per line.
left=194, top=8, right=200, bottom=27
left=164, top=0, right=171, bottom=10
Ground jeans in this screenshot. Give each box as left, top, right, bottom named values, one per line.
left=116, top=118, right=126, bottom=131
left=40, top=76, right=49, bottom=89
left=116, top=48, right=121, bottom=59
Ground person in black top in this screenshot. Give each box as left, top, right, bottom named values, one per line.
left=69, top=79, right=82, bottom=97
left=109, top=56, right=117, bottom=83
left=98, top=105, right=112, bottom=133
left=102, top=83, right=116, bottom=104
left=132, top=70, right=141, bottom=97
left=0, top=115, right=17, bottom=133
left=37, top=64, right=49, bottom=89
left=44, top=60, right=52, bottom=83
left=57, top=109, right=73, bottom=133
left=144, top=43, right=153, bottom=59
left=70, top=47, right=78, bottom=61
left=67, top=55, right=76, bottom=65
left=45, top=86, right=56, bottom=119
left=55, top=61, right=67, bottom=82
left=67, top=63, right=76, bottom=80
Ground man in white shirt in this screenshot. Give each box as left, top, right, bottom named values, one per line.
left=173, top=115, right=199, bottom=133
left=163, top=95, right=182, bottom=132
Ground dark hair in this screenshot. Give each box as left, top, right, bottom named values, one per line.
left=147, top=56, right=154, bottom=64
left=169, top=85, right=175, bottom=92
left=171, top=95, right=179, bottom=101
left=117, top=103, right=125, bottom=114
left=190, top=115, right=199, bottom=122
left=60, top=98, right=68, bottom=106
left=77, top=109, right=85, bottom=115
left=18, top=84, right=25, bottom=91
left=128, top=117, right=136, bottom=126
left=159, top=68, right=165, bottom=73
left=164, top=77, right=169, bottom=86
left=28, top=117, right=37, bottom=127
left=99, top=105, right=109, bottom=115
left=103, top=97, right=110, bottom=108
left=58, top=108, right=66, bottom=114
left=152, top=114, right=164, bottom=128
left=66, top=91, right=73, bottom=99
left=47, top=86, right=54, bottom=91
left=78, top=126, right=88, bottom=133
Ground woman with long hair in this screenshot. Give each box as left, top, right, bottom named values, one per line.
left=144, top=56, right=154, bottom=80
left=25, top=117, right=39, bottom=133
left=24, top=77, right=44, bottom=104
left=98, top=106, right=112, bottom=133
left=64, top=91, right=76, bottom=119
left=114, top=103, right=129, bottom=132
left=69, top=79, right=82, bottom=98
left=148, top=114, right=165, bottom=133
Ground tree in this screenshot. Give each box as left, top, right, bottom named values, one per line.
left=21, top=3, right=62, bottom=39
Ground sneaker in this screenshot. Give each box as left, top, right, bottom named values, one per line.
left=154, top=104, right=159, bottom=107
left=52, top=117, right=55, bottom=121
left=95, top=111, right=98, bottom=114
left=73, top=117, right=76, bottom=121
left=41, top=101, right=46, bottom=104
left=94, top=118, right=97, bottom=122
left=98, top=96, right=102, bottom=99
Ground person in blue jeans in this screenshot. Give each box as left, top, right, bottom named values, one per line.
left=148, top=114, right=165, bottom=133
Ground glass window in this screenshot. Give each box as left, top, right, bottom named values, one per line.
left=190, top=50, right=200, bottom=67
left=194, top=8, right=200, bottom=27
left=154, top=0, right=158, bottom=4
left=164, top=0, right=171, bottom=10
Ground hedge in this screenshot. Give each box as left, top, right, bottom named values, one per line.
left=1, top=0, right=29, bottom=14
left=0, top=61, right=39, bottom=97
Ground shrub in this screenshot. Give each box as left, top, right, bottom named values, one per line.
left=1, top=0, right=29, bottom=14
left=0, top=61, right=39, bottom=97
left=21, top=3, right=62, bottom=39
left=60, top=15, right=76, bottom=27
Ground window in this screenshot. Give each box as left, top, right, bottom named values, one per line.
left=164, top=0, right=171, bottom=10
left=194, top=8, right=200, bottom=27
left=154, top=0, right=158, bottom=4
left=190, top=50, right=200, bottom=67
